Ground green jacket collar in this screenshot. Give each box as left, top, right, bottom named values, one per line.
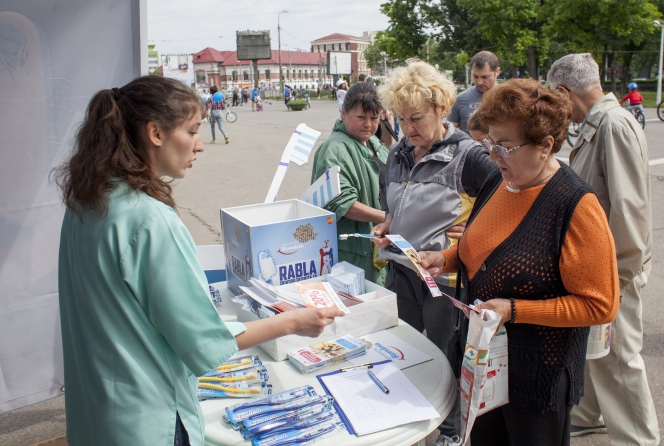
left=332, top=119, right=382, bottom=158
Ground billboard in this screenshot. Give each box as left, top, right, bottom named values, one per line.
left=237, top=30, right=271, bottom=60
left=327, top=51, right=352, bottom=75
left=162, top=54, right=195, bottom=87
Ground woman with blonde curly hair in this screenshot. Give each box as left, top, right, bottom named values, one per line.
left=371, top=60, right=496, bottom=442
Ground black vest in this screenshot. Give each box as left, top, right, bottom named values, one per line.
left=459, top=163, right=593, bottom=412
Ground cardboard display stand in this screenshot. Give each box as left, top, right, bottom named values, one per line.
left=221, top=200, right=339, bottom=294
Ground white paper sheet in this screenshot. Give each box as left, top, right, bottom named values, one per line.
left=320, top=361, right=439, bottom=435
left=348, top=330, right=433, bottom=369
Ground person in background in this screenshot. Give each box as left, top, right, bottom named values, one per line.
left=284, top=84, right=291, bottom=110
left=311, top=82, right=389, bottom=286
left=54, top=76, right=343, bottom=446
left=448, top=51, right=501, bottom=134
left=232, top=88, right=239, bottom=106
left=251, top=85, right=260, bottom=112
left=466, top=112, right=489, bottom=141
left=549, top=53, right=659, bottom=445
left=358, top=73, right=367, bottom=82
left=205, top=86, right=229, bottom=144
left=419, top=78, right=620, bottom=446
left=336, top=79, right=348, bottom=119
left=373, top=59, right=496, bottom=445
left=620, top=82, right=645, bottom=116
left=367, top=75, right=376, bottom=86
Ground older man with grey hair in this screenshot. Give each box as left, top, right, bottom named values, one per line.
left=548, top=53, right=658, bottom=446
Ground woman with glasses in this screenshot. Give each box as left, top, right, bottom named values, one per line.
left=371, top=59, right=496, bottom=443
left=419, top=78, right=619, bottom=445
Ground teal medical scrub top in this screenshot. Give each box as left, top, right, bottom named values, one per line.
left=58, top=183, right=245, bottom=446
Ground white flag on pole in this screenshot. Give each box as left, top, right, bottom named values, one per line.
left=264, top=123, right=321, bottom=203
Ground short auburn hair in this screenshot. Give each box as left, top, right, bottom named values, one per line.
left=475, top=78, right=571, bottom=153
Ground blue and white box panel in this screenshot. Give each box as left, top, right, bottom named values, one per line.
left=220, top=200, right=338, bottom=294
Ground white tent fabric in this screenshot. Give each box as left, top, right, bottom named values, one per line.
left=0, top=0, right=146, bottom=414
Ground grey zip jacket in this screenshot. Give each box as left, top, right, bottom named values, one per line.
left=378, top=123, right=497, bottom=287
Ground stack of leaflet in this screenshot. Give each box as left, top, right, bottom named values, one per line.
left=197, top=354, right=271, bottom=399
left=287, top=335, right=367, bottom=373
left=223, top=385, right=349, bottom=445
left=327, top=262, right=365, bottom=297
left=239, top=279, right=306, bottom=313
left=238, top=278, right=362, bottom=315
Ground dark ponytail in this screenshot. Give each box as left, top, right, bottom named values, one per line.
left=54, top=76, right=202, bottom=216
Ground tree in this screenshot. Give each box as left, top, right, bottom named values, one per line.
left=364, top=42, right=384, bottom=73
left=456, top=0, right=547, bottom=79
left=379, top=0, right=428, bottom=60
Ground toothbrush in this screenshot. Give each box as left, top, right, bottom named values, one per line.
left=232, top=388, right=309, bottom=411
left=338, top=233, right=384, bottom=240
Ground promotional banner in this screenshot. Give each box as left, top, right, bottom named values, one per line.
left=0, top=0, right=145, bottom=414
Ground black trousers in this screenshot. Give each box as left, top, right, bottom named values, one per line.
left=174, top=412, right=190, bottom=446
left=471, top=371, right=572, bottom=446
left=387, top=262, right=463, bottom=437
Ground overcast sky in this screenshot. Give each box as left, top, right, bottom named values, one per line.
left=147, top=0, right=391, bottom=56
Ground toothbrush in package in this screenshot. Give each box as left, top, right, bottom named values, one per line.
left=197, top=382, right=272, bottom=400
left=240, top=396, right=334, bottom=430
left=202, top=366, right=269, bottom=385
left=246, top=407, right=338, bottom=439
left=224, top=385, right=317, bottom=425
left=213, top=354, right=262, bottom=373
left=252, top=421, right=347, bottom=446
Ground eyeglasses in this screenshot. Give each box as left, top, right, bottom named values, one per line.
left=481, top=138, right=529, bottom=157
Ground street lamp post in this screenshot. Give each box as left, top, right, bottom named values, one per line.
left=655, top=20, right=663, bottom=105
left=278, top=10, right=289, bottom=95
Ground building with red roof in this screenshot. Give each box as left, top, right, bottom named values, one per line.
left=193, top=48, right=331, bottom=91
left=310, top=32, right=373, bottom=79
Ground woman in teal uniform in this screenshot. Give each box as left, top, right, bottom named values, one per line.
left=55, top=76, right=342, bottom=446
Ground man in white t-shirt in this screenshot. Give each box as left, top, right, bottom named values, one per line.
left=336, top=79, right=348, bottom=118
left=448, top=51, right=500, bottom=134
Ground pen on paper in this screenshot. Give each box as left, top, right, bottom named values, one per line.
left=368, top=370, right=389, bottom=394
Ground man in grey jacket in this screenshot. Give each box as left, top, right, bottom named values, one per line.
left=548, top=53, right=658, bottom=446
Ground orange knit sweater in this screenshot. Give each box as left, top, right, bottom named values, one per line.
left=442, top=180, right=620, bottom=327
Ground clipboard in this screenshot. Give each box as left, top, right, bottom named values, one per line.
left=316, top=360, right=392, bottom=435
left=316, top=360, right=439, bottom=436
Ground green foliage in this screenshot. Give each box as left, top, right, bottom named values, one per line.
left=379, top=0, right=428, bottom=60
left=364, top=42, right=383, bottom=72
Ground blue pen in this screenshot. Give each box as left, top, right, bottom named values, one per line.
left=368, top=370, right=390, bottom=394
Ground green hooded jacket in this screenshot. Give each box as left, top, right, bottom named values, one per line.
left=311, top=120, right=389, bottom=285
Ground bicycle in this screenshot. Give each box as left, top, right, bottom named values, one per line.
left=566, top=122, right=581, bottom=148
left=625, top=100, right=645, bottom=129
left=657, top=99, right=664, bottom=121
left=222, top=105, right=237, bottom=123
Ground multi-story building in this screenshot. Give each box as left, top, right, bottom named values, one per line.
left=310, top=33, right=372, bottom=80
left=193, top=48, right=332, bottom=91
left=147, top=44, right=159, bottom=73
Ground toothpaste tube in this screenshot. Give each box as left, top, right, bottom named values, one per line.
left=287, top=335, right=367, bottom=374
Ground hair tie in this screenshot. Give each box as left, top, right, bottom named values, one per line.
left=112, top=87, right=121, bottom=100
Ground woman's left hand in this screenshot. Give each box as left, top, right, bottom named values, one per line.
left=474, top=298, right=512, bottom=324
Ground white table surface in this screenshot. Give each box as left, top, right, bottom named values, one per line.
left=202, top=288, right=456, bottom=446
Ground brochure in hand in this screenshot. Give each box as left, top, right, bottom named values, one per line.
left=384, top=235, right=442, bottom=297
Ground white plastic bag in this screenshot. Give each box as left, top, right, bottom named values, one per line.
left=459, top=309, right=509, bottom=444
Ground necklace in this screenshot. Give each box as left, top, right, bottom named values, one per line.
left=506, top=168, right=559, bottom=194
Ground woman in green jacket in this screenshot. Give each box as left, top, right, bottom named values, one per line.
left=311, top=82, right=389, bottom=286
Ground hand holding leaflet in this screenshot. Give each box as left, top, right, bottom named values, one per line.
left=384, top=235, right=442, bottom=297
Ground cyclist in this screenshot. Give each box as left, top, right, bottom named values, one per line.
left=620, top=82, right=645, bottom=116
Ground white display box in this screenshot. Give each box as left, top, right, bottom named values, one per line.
left=234, top=276, right=398, bottom=361
left=220, top=200, right=338, bottom=294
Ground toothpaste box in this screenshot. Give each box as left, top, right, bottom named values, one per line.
left=287, top=335, right=367, bottom=373
left=220, top=200, right=338, bottom=294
